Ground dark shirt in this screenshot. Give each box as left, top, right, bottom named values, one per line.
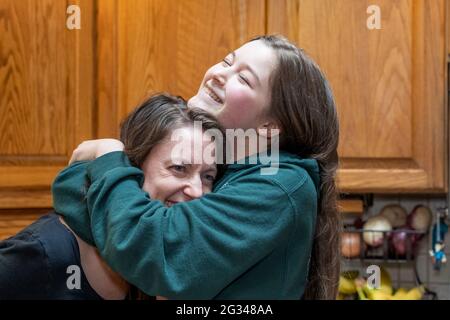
left=0, top=212, right=102, bottom=300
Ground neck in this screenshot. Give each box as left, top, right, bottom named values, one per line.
left=225, top=134, right=270, bottom=163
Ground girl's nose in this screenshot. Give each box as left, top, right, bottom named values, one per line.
left=212, top=73, right=226, bottom=87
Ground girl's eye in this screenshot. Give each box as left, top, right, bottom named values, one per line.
left=239, top=74, right=250, bottom=86
left=222, top=59, right=232, bottom=67
left=170, top=165, right=186, bottom=173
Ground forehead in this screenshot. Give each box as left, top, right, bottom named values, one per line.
left=234, top=40, right=277, bottom=81
left=153, top=126, right=217, bottom=164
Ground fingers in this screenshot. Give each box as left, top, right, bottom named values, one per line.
left=68, top=140, right=94, bottom=165
left=68, top=150, right=77, bottom=165
left=96, top=139, right=125, bottom=158
left=68, top=139, right=124, bottom=165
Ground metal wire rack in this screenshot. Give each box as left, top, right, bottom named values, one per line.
left=341, top=228, right=426, bottom=261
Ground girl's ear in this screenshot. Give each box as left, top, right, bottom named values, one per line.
left=257, top=121, right=281, bottom=141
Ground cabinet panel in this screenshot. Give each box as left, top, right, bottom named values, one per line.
left=0, top=0, right=95, bottom=207
left=268, top=0, right=447, bottom=192
left=97, top=0, right=266, bottom=137
left=0, top=208, right=50, bottom=240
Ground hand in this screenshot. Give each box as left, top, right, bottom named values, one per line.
left=69, top=139, right=124, bottom=165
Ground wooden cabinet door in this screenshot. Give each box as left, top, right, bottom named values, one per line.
left=97, top=0, right=266, bottom=137
left=268, top=0, right=448, bottom=193
left=0, top=0, right=95, bottom=208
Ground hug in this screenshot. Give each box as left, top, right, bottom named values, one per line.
left=0, top=35, right=340, bottom=300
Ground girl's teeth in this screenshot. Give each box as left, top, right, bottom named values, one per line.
left=206, top=87, right=222, bottom=103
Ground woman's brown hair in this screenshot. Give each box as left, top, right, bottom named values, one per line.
left=253, top=35, right=341, bottom=300
left=119, top=93, right=224, bottom=299
left=120, top=93, right=224, bottom=168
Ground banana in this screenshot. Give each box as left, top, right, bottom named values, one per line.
left=377, top=285, right=424, bottom=300
left=366, top=290, right=392, bottom=300
left=403, top=285, right=424, bottom=300
left=363, top=266, right=393, bottom=296
left=354, top=278, right=368, bottom=300
left=339, top=275, right=357, bottom=295
left=391, top=288, right=408, bottom=300
left=341, top=268, right=423, bottom=301
left=336, top=292, right=346, bottom=300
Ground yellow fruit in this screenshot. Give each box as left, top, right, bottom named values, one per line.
left=363, top=266, right=393, bottom=296
left=391, top=288, right=408, bottom=300
left=342, top=270, right=359, bottom=280
left=404, top=286, right=424, bottom=300
left=336, top=292, right=346, bottom=300
left=339, top=275, right=357, bottom=295
left=354, top=278, right=368, bottom=300
left=366, top=290, right=392, bottom=300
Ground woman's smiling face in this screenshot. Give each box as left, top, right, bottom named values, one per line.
left=140, top=126, right=218, bottom=207
left=188, top=40, right=277, bottom=130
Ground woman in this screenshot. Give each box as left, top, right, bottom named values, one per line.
left=53, top=35, right=341, bottom=299
left=0, top=94, right=223, bottom=299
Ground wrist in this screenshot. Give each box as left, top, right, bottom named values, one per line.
left=88, top=151, right=131, bottom=182
left=96, top=140, right=124, bottom=158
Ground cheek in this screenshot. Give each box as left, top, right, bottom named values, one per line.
left=144, top=174, right=185, bottom=202
left=226, top=85, right=255, bottom=109
left=142, top=178, right=155, bottom=196
left=222, top=85, right=260, bottom=126
left=203, top=185, right=213, bottom=194
left=141, top=168, right=170, bottom=201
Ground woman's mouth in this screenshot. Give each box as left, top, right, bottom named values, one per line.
left=204, top=86, right=223, bottom=104
left=165, top=200, right=178, bottom=207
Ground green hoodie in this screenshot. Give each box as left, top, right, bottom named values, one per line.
left=52, top=151, right=320, bottom=299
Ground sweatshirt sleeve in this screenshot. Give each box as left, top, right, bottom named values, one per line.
left=51, top=161, right=95, bottom=246
left=83, top=152, right=297, bottom=299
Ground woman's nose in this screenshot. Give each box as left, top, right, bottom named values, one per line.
left=183, top=176, right=203, bottom=199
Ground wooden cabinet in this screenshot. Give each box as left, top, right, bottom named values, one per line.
left=0, top=0, right=95, bottom=208
left=268, top=0, right=448, bottom=193
left=0, top=0, right=448, bottom=239
left=0, top=0, right=95, bottom=236
left=97, top=0, right=266, bottom=138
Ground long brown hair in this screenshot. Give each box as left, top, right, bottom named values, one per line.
left=253, top=35, right=341, bottom=299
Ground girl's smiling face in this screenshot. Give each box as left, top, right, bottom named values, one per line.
left=140, top=126, right=218, bottom=207
left=188, top=40, right=277, bottom=130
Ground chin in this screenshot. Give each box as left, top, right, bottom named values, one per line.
left=187, top=96, right=197, bottom=108
left=187, top=96, right=204, bottom=110
left=189, top=97, right=215, bottom=113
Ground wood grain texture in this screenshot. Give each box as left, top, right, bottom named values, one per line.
left=338, top=199, right=364, bottom=215
left=100, top=0, right=266, bottom=129
left=0, top=0, right=95, bottom=207
left=448, top=0, right=450, bottom=56
left=0, top=208, right=50, bottom=240
left=0, top=189, right=52, bottom=208
left=97, top=0, right=119, bottom=138
left=268, top=0, right=447, bottom=192
left=0, top=166, right=63, bottom=188
left=0, top=0, right=67, bottom=156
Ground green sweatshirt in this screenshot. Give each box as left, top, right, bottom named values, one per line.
left=52, top=151, right=320, bottom=300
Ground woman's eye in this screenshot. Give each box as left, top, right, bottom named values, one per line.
left=204, top=174, right=216, bottom=182
left=170, top=165, right=186, bottom=173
